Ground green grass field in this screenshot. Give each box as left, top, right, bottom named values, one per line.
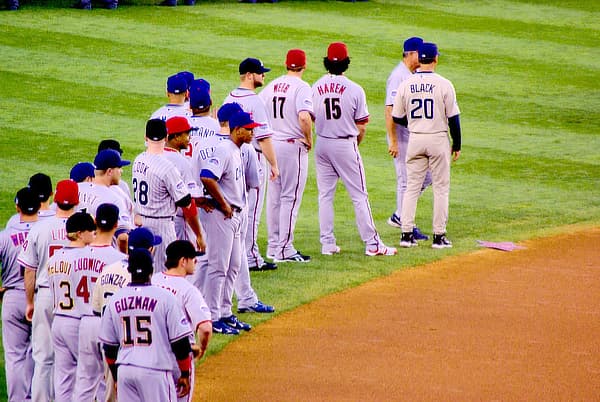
left=1, top=0, right=599, bottom=399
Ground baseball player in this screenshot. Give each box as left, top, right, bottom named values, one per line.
left=224, top=57, right=279, bottom=271
left=70, top=161, right=95, bottom=183
left=132, top=119, right=196, bottom=272
left=150, top=73, right=192, bottom=122
left=385, top=37, right=431, bottom=241
left=164, top=116, right=206, bottom=252
left=19, top=178, right=80, bottom=402
left=186, top=78, right=220, bottom=160
left=73, top=203, right=126, bottom=402
left=199, top=111, right=259, bottom=334
left=47, top=211, right=97, bottom=402
left=152, top=240, right=212, bottom=402
left=99, top=248, right=193, bottom=401
left=259, top=48, right=314, bottom=263
left=0, top=187, right=40, bottom=401
left=392, top=42, right=462, bottom=248
left=5, top=173, right=56, bottom=228
left=98, top=139, right=134, bottom=202
left=312, top=42, right=397, bottom=257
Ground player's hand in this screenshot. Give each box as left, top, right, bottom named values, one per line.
left=196, top=197, right=215, bottom=213
left=176, top=376, right=191, bottom=397
left=388, top=142, right=399, bottom=158
left=222, top=204, right=233, bottom=219
left=270, top=165, right=280, bottom=181
left=196, top=236, right=206, bottom=254
left=25, top=303, right=34, bottom=322
left=0, top=287, right=6, bottom=302
left=134, top=214, right=143, bottom=227
left=452, top=150, right=461, bottom=162
left=191, top=344, right=201, bottom=358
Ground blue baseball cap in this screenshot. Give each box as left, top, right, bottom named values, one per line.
left=70, top=162, right=96, bottom=183
left=128, top=227, right=162, bottom=251
left=189, top=81, right=212, bottom=109
left=177, top=71, right=195, bottom=88
left=166, top=74, right=188, bottom=94
left=403, top=36, right=423, bottom=52
left=229, top=111, right=261, bottom=130
left=94, top=149, right=131, bottom=170
left=239, top=58, right=270, bottom=74
left=217, top=102, right=243, bottom=123
left=418, top=42, right=439, bottom=61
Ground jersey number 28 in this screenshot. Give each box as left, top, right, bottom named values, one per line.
left=132, top=178, right=149, bottom=206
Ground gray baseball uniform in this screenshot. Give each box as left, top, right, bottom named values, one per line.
left=18, top=214, right=71, bottom=402
left=185, top=115, right=221, bottom=160
left=0, top=218, right=36, bottom=402
left=312, top=74, right=384, bottom=250
left=99, top=284, right=193, bottom=402
left=132, top=152, right=189, bottom=272
left=259, top=74, right=313, bottom=260
left=224, top=88, right=273, bottom=268
left=77, top=182, right=134, bottom=233
left=150, top=104, right=192, bottom=122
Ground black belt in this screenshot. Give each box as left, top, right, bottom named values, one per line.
left=255, top=148, right=262, bottom=153
left=140, top=214, right=174, bottom=220
left=206, top=198, right=242, bottom=214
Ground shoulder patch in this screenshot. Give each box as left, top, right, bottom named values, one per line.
left=208, top=158, right=220, bottom=167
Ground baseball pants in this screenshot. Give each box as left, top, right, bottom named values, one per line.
left=31, top=287, right=54, bottom=402
left=199, top=208, right=242, bottom=321
left=1, top=289, right=33, bottom=402
left=401, top=132, right=452, bottom=235
left=51, top=315, right=80, bottom=402
left=73, top=315, right=106, bottom=402
left=117, top=365, right=176, bottom=402
left=245, top=153, right=267, bottom=268
left=171, top=351, right=195, bottom=402
left=234, top=210, right=259, bottom=311
left=141, top=216, right=177, bottom=273
left=315, top=137, right=382, bottom=248
left=266, top=139, right=308, bottom=259
left=390, top=125, right=432, bottom=217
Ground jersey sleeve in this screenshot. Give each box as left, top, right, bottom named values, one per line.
left=385, top=72, right=401, bottom=106
left=250, top=99, right=273, bottom=140
left=183, top=287, right=211, bottom=330
left=391, top=84, right=407, bottom=119
left=202, top=145, right=228, bottom=181
left=98, top=303, right=120, bottom=346
left=354, top=85, right=369, bottom=123
left=444, top=80, right=461, bottom=118
left=242, top=145, right=260, bottom=190
left=296, top=84, right=315, bottom=117
left=164, top=167, right=190, bottom=204
left=17, top=228, right=39, bottom=270
left=166, top=294, right=194, bottom=342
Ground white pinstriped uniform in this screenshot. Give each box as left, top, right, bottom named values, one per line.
left=151, top=272, right=211, bottom=402
left=259, top=75, right=314, bottom=259
left=132, top=152, right=189, bottom=272
left=0, top=218, right=36, bottom=401
left=99, top=284, right=193, bottom=402
left=17, top=215, right=71, bottom=402
left=224, top=88, right=273, bottom=268
left=312, top=74, right=383, bottom=249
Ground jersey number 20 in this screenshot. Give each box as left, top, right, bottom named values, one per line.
left=410, top=98, right=434, bottom=119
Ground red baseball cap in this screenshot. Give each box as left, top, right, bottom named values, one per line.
left=166, top=116, right=192, bottom=136
left=286, top=49, right=306, bottom=68
left=54, top=179, right=79, bottom=206
left=327, top=42, right=348, bottom=61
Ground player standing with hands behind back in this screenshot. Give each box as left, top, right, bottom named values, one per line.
left=392, top=42, right=462, bottom=249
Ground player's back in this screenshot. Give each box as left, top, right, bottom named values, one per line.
left=312, top=74, right=369, bottom=138
left=150, top=104, right=192, bottom=122
left=99, top=284, right=192, bottom=371
left=188, top=115, right=220, bottom=146
left=0, top=219, right=38, bottom=289
left=91, top=258, right=129, bottom=316
left=163, top=150, right=202, bottom=198
left=224, top=88, right=273, bottom=148
left=190, top=132, right=230, bottom=186
left=48, top=247, right=84, bottom=318
left=78, top=183, right=133, bottom=231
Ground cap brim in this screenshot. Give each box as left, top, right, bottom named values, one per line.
left=259, top=67, right=271, bottom=73
left=152, top=234, right=162, bottom=246
left=243, top=122, right=261, bottom=129
left=119, top=160, right=131, bottom=167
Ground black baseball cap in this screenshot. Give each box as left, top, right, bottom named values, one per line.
left=239, top=58, right=271, bottom=74
left=127, top=248, right=154, bottom=276
left=146, top=119, right=168, bottom=141
left=15, top=187, right=41, bottom=215
left=96, top=203, right=119, bottom=230
left=28, top=173, right=53, bottom=201
left=98, top=139, right=124, bottom=155
left=166, top=240, right=203, bottom=260
left=66, top=211, right=97, bottom=233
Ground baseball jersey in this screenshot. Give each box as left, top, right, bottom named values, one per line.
left=162, top=149, right=202, bottom=199
left=259, top=75, right=314, bottom=140
left=98, top=284, right=193, bottom=371
left=47, top=246, right=88, bottom=318
left=131, top=152, right=189, bottom=218
left=77, top=183, right=134, bottom=231
left=5, top=209, right=54, bottom=228
left=241, top=144, right=260, bottom=191
left=151, top=272, right=211, bottom=334
left=150, top=104, right=192, bottom=122
left=186, top=115, right=221, bottom=159
left=91, top=257, right=130, bottom=316
left=0, top=218, right=38, bottom=290
left=201, top=139, right=246, bottom=209
left=17, top=215, right=70, bottom=288
left=224, top=88, right=274, bottom=151
left=392, top=71, right=460, bottom=134
left=312, top=74, right=369, bottom=138
left=386, top=62, right=412, bottom=107
left=190, top=132, right=229, bottom=190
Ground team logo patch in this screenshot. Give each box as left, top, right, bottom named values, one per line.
left=208, top=158, right=220, bottom=167
left=180, top=317, right=190, bottom=326
left=303, top=99, right=313, bottom=106
left=176, top=182, right=185, bottom=190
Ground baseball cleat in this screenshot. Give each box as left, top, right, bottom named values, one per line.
left=212, top=320, right=239, bottom=335
left=321, top=245, right=341, bottom=255
left=248, top=261, right=278, bottom=272
left=400, top=232, right=418, bottom=248
left=387, top=213, right=402, bottom=228
left=221, top=315, right=251, bottom=331
left=432, top=234, right=453, bottom=249
left=365, top=244, right=397, bottom=256
left=412, top=227, right=430, bottom=241
left=237, top=301, right=275, bottom=314
left=274, top=252, right=311, bottom=263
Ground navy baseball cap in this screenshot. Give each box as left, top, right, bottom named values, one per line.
left=70, top=162, right=96, bottom=183
left=418, top=42, right=439, bottom=61
left=217, top=102, right=243, bottom=123
left=66, top=211, right=96, bottom=233
left=239, top=58, right=271, bottom=74
left=96, top=203, right=119, bottom=229
left=229, top=111, right=260, bottom=130
left=146, top=119, right=168, bottom=141
left=403, top=36, right=423, bottom=52
left=15, top=187, right=41, bottom=215
left=94, top=149, right=131, bottom=170
left=189, top=81, right=212, bottom=109
left=127, top=248, right=154, bottom=275
left=128, top=227, right=162, bottom=251
left=167, top=74, right=188, bottom=94
left=28, top=173, right=53, bottom=201
left=98, top=139, right=123, bottom=155
left=177, top=71, right=195, bottom=88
